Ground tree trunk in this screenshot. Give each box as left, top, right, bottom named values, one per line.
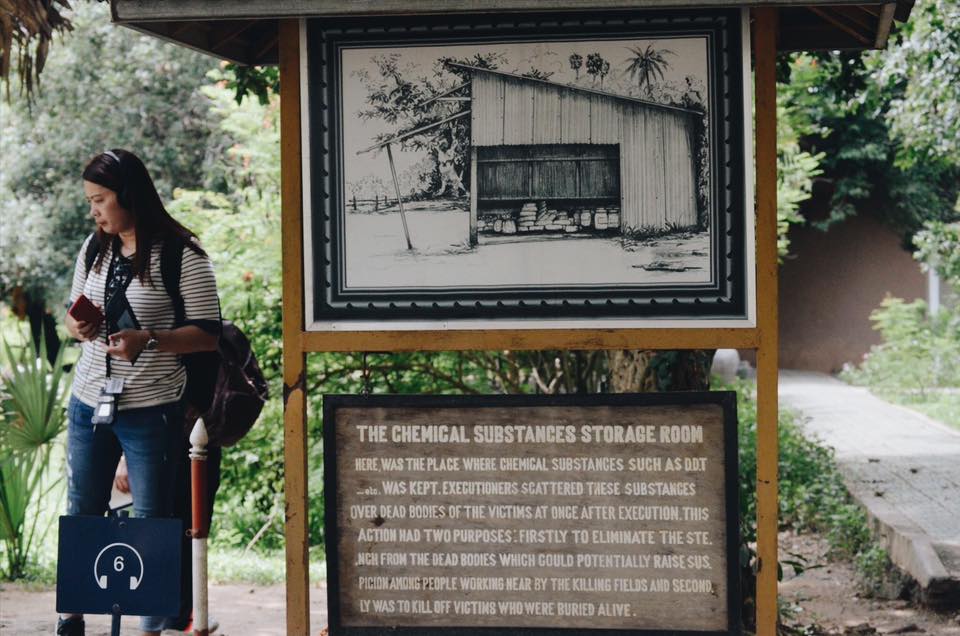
left=606, top=350, right=715, bottom=392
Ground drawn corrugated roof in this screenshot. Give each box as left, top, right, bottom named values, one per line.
left=445, top=62, right=704, bottom=116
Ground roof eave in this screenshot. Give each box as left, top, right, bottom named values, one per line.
left=110, top=0, right=914, bottom=65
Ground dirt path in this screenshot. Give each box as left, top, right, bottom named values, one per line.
left=0, top=582, right=328, bottom=635
left=780, top=531, right=960, bottom=635
left=5, top=532, right=960, bottom=636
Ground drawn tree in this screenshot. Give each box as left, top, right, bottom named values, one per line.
left=624, top=45, right=675, bottom=97
left=599, top=60, right=611, bottom=89
left=585, top=52, right=605, bottom=85
left=355, top=52, right=504, bottom=199
left=568, top=53, right=583, bottom=80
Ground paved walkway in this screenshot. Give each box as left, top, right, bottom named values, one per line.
left=780, top=370, right=960, bottom=608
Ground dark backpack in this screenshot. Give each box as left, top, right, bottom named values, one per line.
left=83, top=233, right=269, bottom=446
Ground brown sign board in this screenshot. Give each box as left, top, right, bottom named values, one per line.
left=323, top=393, right=741, bottom=635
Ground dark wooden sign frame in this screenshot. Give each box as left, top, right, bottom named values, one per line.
left=323, top=391, right=741, bottom=636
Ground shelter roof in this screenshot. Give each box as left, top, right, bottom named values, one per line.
left=110, top=0, right=914, bottom=66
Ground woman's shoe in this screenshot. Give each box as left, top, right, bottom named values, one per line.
left=56, top=616, right=85, bottom=636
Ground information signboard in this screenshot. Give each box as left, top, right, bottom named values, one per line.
left=324, top=393, right=740, bottom=635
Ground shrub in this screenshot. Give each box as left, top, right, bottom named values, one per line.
left=0, top=330, right=72, bottom=579
left=841, top=296, right=960, bottom=391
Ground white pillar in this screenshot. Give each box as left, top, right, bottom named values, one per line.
left=928, top=268, right=941, bottom=317
left=189, top=419, right=209, bottom=635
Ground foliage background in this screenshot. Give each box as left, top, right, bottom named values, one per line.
left=1, top=1, right=958, bottom=590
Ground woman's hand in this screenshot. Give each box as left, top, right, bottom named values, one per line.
left=114, top=456, right=130, bottom=494
left=65, top=307, right=101, bottom=341
left=102, top=329, right=148, bottom=361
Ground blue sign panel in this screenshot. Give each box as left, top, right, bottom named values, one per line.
left=56, top=515, right=182, bottom=617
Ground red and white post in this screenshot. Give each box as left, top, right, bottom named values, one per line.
left=189, top=419, right=210, bottom=636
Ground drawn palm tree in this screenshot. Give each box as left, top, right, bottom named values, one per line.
left=624, top=45, right=676, bottom=97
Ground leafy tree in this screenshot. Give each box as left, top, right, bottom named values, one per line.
left=623, top=45, right=675, bottom=97
left=779, top=52, right=960, bottom=243
left=776, top=87, right=824, bottom=257
left=0, top=2, right=218, bottom=353
left=354, top=52, right=503, bottom=199
left=914, top=220, right=960, bottom=293
left=599, top=60, right=610, bottom=89
left=873, top=0, right=960, bottom=166
left=223, top=63, right=279, bottom=105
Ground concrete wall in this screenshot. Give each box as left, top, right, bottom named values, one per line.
left=776, top=213, right=926, bottom=373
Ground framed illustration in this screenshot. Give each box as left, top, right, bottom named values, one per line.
left=305, top=9, right=754, bottom=329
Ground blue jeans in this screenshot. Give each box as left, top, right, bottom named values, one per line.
left=66, top=395, right=184, bottom=632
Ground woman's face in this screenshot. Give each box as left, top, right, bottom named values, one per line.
left=84, top=180, right=133, bottom=235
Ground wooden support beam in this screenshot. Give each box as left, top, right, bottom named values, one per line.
left=209, top=20, right=256, bottom=52
left=253, top=27, right=280, bottom=62
left=807, top=6, right=873, bottom=46
left=415, top=80, right=471, bottom=109
left=753, top=8, right=780, bottom=636
left=301, top=327, right=762, bottom=352
left=279, top=18, right=310, bottom=636
left=832, top=4, right=876, bottom=33
left=357, top=109, right=472, bottom=154
left=875, top=2, right=897, bottom=48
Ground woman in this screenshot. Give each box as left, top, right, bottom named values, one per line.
left=59, top=149, right=220, bottom=636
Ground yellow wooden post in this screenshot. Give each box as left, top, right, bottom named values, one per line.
left=301, top=328, right=761, bottom=353
left=753, top=8, right=780, bottom=636
left=278, top=18, right=310, bottom=636
left=278, top=12, right=778, bottom=635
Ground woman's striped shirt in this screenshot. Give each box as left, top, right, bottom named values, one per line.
left=68, top=234, right=220, bottom=410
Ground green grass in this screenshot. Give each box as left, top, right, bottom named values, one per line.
left=208, top=547, right=327, bottom=585
left=874, top=391, right=960, bottom=430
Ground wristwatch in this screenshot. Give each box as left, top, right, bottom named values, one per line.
left=144, top=329, right=159, bottom=352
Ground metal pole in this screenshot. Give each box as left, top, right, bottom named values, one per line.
left=385, top=143, right=413, bottom=250
left=189, top=419, right=210, bottom=636
left=111, top=605, right=121, bottom=636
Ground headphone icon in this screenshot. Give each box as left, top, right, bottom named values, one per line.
left=93, top=542, right=145, bottom=591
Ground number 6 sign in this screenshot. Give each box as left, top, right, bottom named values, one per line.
left=57, top=515, right=181, bottom=617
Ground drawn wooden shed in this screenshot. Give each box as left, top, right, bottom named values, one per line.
left=448, top=63, right=704, bottom=244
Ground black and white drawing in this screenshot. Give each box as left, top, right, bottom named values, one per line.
left=309, top=11, right=750, bottom=323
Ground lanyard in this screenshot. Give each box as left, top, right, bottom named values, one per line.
left=104, top=251, right=135, bottom=378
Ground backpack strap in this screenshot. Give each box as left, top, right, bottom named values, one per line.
left=83, top=232, right=101, bottom=276
left=160, top=235, right=222, bottom=332
left=160, top=236, right=186, bottom=325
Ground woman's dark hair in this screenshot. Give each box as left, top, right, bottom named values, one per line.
left=82, top=149, right=206, bottom=284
